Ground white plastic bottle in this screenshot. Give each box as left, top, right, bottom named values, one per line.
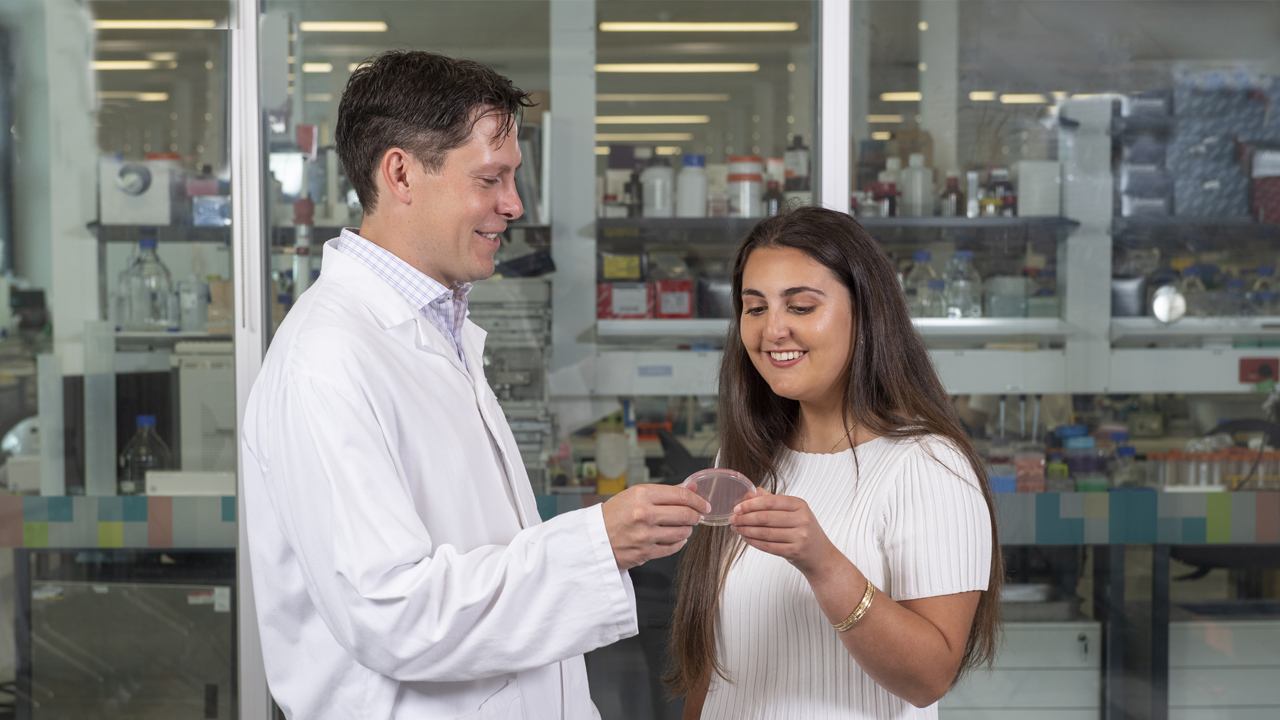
left=676, top=154, right=708, bottom=218
left=641, top=157, right=675, bottom=218
left=879, top=157, right=902, bottom=186
left=944, top=250, right=983, bottom=318
left=899, top=153, right=935, bottom=218
left=905, top=252, right=940, bottom=318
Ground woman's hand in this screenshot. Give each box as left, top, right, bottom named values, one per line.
left=729, top=488, right=839, bottom=577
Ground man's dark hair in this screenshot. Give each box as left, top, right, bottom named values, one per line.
left=335, top=50, right=534, bottom=213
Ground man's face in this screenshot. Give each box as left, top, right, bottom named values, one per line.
left=405, top=112, right=523, bottom=286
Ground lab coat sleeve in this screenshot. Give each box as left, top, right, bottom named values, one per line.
left=260, top=373, right=638, bottom=682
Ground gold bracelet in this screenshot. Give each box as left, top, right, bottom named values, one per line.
left=832, top=580, right=875, bottom=633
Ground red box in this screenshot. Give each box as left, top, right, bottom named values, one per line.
left=1239, top=357, right=1279, bottom=384
left=597, top=283, right=654, bottom=319
left=654, top=279, right=694, bottom=319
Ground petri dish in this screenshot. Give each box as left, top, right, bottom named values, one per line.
left=681, top=469, right=755, bottom=526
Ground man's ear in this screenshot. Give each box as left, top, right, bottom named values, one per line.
left=378, top=147, right=415, bottom=207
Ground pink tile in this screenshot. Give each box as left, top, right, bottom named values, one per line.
left=0, top=497, right=21, bottom=547
left=148, top=497, right=172, bottom=547
left=1256, top=493, right=1279, bottom=544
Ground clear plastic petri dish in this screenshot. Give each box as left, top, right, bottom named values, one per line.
left=681, top=469, right=755, bottom=526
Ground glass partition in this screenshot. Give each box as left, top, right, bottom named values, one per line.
left=0, top=0, right=240, bottom=716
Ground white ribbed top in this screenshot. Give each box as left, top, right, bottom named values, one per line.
left=702, top=434, right=992, bottom=720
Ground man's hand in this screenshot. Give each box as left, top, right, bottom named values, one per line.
left=602, top=485, right=710, bottom=570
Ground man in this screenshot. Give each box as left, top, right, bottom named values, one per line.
left=242, top=50, right=708, bottom=719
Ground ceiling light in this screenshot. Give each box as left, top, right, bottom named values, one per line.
left=302, top=63, right=333, bottom=73
left=299, top=22, right=387, bottom=32
left=93, top=20, right=218, bottom=30
left=596, top=115, right=710, bottom=124
left=880, top=92, right=922, bottom=102
left=146, top=52, right=177, bottom=61
left=918, top=21, right=929, bottom=31
left=348, top=62, right=371, bottom=72
left=872, top=131, right=892, bottom=141
left=599, top=22, right=799, bottom=32
left=597, top=93, right=731, bottom=102
left=1000, top=93, right=1048, bottom=104
left=97, top=91, right=169, bottom=101
left=969, top=91, right=997, bottom=102
left=654, top=146, right=684, bottom=155
left=596, top=133, right=695, bottom=142
left=595, top=63, right=759, bottom=73
left=595, top=146, right=611, bottom=155
left=867, top=114, right=903, bottom=123
left=305, top=93, right=334, bottom=102
left=93, top=60, right=172, bottom=70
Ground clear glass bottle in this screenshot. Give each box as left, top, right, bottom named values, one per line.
left=124, top=236, right=177, bottom=331
left=1181, top=265, right=1209, bottom=317
left=905, top=251, right=940, bottom=318
left=118, top=415, right=171, bottom=495
left=762, top=179, right=786, bottom=217
left=1110, top=446, right=1143, bottom=488
left=944, top=250, right=983, bottom=318
left=939, top=173, right=965, bottom=216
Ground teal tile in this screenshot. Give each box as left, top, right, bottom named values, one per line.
left=1110, top=491, right=1157, bottom=544
left=1157, top=517, right=1182, bottom=543
left=122, top=496, right=148, bottom=522
left=1036, top=494, right=1084, bottom=544
left=22, top=497, right=47, bottom=522
left=1182, top=517, right=1207, bottom=543
left=535, top=495, right=556, bottom=522
left=222, top=496, right=236, bottom=523
left=97, top=497, right=124, bottom=522
left=47, top=497, right=73, bottom=522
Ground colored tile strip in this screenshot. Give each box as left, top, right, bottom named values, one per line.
left=0, top=493, right=1273, bottom=548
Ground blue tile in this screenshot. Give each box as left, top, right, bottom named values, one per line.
left=46, top=497, right=73, bottom=523
left=22, top=497, right=47, bottom=523
left=97, top=497, right=124, bottom=523
left=1182, top=517, right=1208, bottom=544
left=535, top=495, right=557, bottom=522
left=122, top=496, right=148, bottom=522
left=221, top=496, right=237, bottom=523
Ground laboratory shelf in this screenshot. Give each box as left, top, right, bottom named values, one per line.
left=1111, top=316, right=1280, bottom=341
left=597, top=319, right=729, bottom=339
left=913, top=318, right=1074, bottom=339
left=1108, top=347, right=1274, bottom=393
left=114, top=331, right=232, bottom=342
left=858, top=216, right=1079, bottom=231
left=93, top=224, right=231, bottom=244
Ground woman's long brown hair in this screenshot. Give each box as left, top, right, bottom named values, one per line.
left=667, top=206, right=1003, bottom=696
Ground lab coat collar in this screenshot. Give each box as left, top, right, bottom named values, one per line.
left=320, top=239, right=469, bottom=377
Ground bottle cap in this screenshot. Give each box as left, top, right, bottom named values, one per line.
left=766, top=179, right=780, bottom=190
left=137, top=415, right=156, bottom=427
left=955, top=250, right=974, bottom=261
left=914, top=251, right=931, bottom=262
left=1258, top=265, right=1275, bottom=277
left=1056, top=424, right=1088, bottom=438
left=909, top=153, right=926, bottom=168
left=682, top=154, right=706, bottom=168
left=928, top=279, right=946, bottom=290
left=1111, top=431, right=1130, bottom=441
left=886, top=157, right=903, bottom=171
left=139, top=237, right=158, bottom=250
left=1228, top=278, right=1245, bottom=289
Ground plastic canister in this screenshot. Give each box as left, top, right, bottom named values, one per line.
left=899, top=153, right=934, bottom=218
left=641, top=158, right=675, bottom=218
left=985, top=275, right=1029, bottom=317
left=728, top=155, right=764, bottom=218
left=676, top=154, right=708, bottom=218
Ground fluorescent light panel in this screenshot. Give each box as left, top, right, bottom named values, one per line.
left=867, top=114, right=903, bottom=123
left=595, top=63, right=759, bottom=73
left=880, top=92, right=922, bottom=102
left=349, top=62, right=371, bottom=72
left=599, top=22, right=798, bottom=32
left=302, top=62, right=333, bottom=73
left=596, top=115, right=710, bottom=124
left=596, top=133, right=695, bottom=142
left=94, top=20, right=218, bottom=30
left=969, top=91, right=997, bottom=101
left=146, top=52, right=177, bottom=61
left=654, top=146, right=684, bottom=155
left=1000, top=93, right=1048, bottom=104
left=595, top=146, right=611, bottom=155
left=93, top=60, right=173, bottom=70
left=98, top=91, right=169, bottom=101
left=305, top=93, right=334, bottom=102
left=871, top=131, right=892, bottom=140
left=597, top=93, right=731, bottom=102
left=299, top=22, right=387, bottom=32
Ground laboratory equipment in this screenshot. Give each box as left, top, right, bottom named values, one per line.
left=118, top=415, right=171, bottom=496
left=783, top=135, right=811, bottom=192
left=943, top=250, right=983, bottom=318
left=985, top=276, right=1029, bottom=318
left=681, top=469, right=754, bottom=526
left=728, top=156, right=764, bottom=218
left=1181, top=266, right=1209, bottom=316
left=641, top=156, right=675, bottom=218
left=939, top=173, right=965, bottom=216
left=762, top=180, right=786, bottom=217
left=1151, top=284, right=1187, bottom=323
left=121, top=236, right=177, bottom=332
left=899, top=153, right=934, bottom=218
left=904, top=252, right=939, bottom=318
left=676, top=154, right=708, bottom=218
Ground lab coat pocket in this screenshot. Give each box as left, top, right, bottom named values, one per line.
left=456, top=679, right=525, bottom=720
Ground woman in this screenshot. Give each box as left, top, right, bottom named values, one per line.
left=670, top=206, right=1002, bottom=719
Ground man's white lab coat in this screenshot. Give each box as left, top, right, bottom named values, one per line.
left=242, top=240, right=637, bottom=719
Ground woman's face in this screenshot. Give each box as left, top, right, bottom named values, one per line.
left=740, top=246, right=855, bottom=407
